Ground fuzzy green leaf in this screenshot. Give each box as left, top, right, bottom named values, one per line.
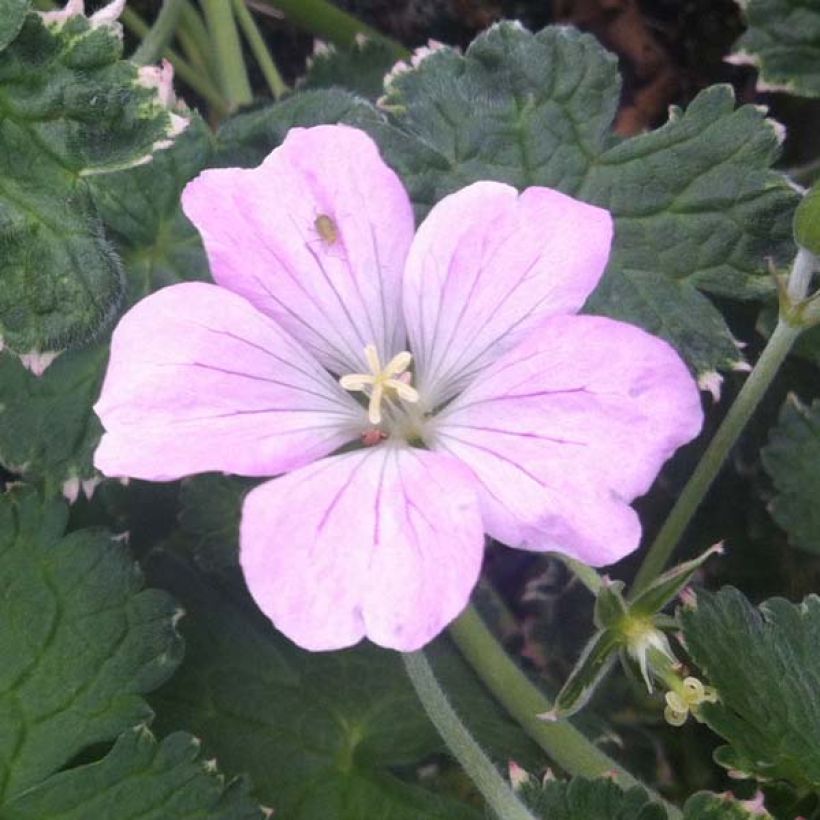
left=0, top=10, right=185, bottom=354
left=89, top=114, right=213, bottom=304
left=683, top=792, right=772, bottom=819
left=148, top=554, right=495, bottom=819
left=216, top=87, right=381, bottom=168
left=178, top=474, right=253, bottom=573
left=0, top=487, right=183, bottom=801
left=518, top=776, right=665, bottom=819
left=302, top=38, right=397, bottom=100
left=2, top=727, right=263, bottom=820
left=0, top=345, right=106, bottom=490
left=680, top=587, right=820, bottom=789
left=0, top=0, right=29, bottom=51
left=761, top=395, right=820, bottom=553
left=375, top=23, right=797, bottom=375
left=519, top=776, right=769, bottom=819
left=0, top=118, right=212, bottom=489
left=731, top=0, right=820, bottom=97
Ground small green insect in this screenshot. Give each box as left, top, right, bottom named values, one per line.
left=314, top=213, right=339, bottom=245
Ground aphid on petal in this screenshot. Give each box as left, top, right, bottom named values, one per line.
left=314, top=213, right=339, bottom=245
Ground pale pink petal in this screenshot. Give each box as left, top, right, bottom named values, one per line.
left=432, top=315, right=703, bottom=566
left=181, top=125, right=414, bottom=375
left=403, top=182, right=613, bottom=406
left=94, top=282, right=364, bottom=481
left=240, top=446, right=484, bottom=651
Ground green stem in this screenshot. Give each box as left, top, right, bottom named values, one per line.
left=232, top=0, right=288, bottom=99
left=448, top=605, right=681, bottom=818
left=403, top=651, right=538, bottom=820
left=131, top=0, right=186, bottom=65
left=121, top=8, right=228, bottom=113
left=631, top=317, right=801, bottom=594
left=180, top=0, right=214, bottom=58
left=632, top=247, right=816, bottom=594
left=200, top=0, right=253, bottom=108
left=176, top=0, right=219, bottom=82
left=251, top=0, right=409, bottom=58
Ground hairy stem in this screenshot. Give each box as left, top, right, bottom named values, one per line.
left=630, top=251, right=816, bottom=594
left=132, top=0, right=186, bottom=65
left=200, top=0, right=253, bottom=108
left=403, top=651, right=538, bottom=820
left=448, top=605, right=681, bottom=818
left=232, top=0, right=288, bottom=99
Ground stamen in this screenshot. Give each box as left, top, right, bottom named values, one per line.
left=340, top=344, right=420, bottom=424
left=663, top=675, right=718, bottom=727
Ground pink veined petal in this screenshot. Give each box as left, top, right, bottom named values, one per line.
left=181, top=124, right=415, bottom=376
left=432, top=315, right=704, bottom=566
left=403, top=181, right=613, bottom=406
left=94, top=282, right=365, bottom=481
left=240, top=446, right=485, bottom=651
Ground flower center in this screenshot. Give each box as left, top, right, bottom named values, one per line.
left=663, top=676, right=718, bottom=727
left=339, top=344, right=420, bottom=425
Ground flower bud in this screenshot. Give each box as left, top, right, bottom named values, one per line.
left=794, top=182, right=820, bottom=255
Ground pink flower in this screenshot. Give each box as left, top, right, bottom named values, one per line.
left=94, top=125, right=703, bottom=652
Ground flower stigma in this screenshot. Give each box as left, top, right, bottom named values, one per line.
left=340, top=344, right=420, bottom=425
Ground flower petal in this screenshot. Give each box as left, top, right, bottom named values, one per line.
left=403, top=181, right=613, bottom=405
left=240, top=446, right=484, bottom=651
left=94, top=282, right=364, bottom=481
left=181, top=125, right=415, bottom=375
left=432, top=315, right=703, bottom=566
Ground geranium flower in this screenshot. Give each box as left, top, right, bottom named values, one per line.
left=94, top=125, right=702, bottom=652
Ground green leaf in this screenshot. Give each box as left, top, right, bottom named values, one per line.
left=0, top=345, right=107, bottom=490
left=762, top=395, right=820, bottom=553
left=683, top=791, right=772, bottom=819
left=680, top=587, right=820, bottom=789
left=148, top=554, right=486, bottom=819
left=375, top=23, right=797, bottom=375
left=216, top=88, right=381, bottom=168
left=518, top=776, right=770, bottom=819
left=89, top=114, right=213, bottom=303
left=0, top=486, right=183, bottom=801
left=0, top=0, right=29, bottom=51
left=731, top=0, right=820, bottom=97
left=2, top=727, right=264, bottom=820
left=302, top=38, right=397, bottom=100
left=518, top=776, right=666, bottom=819
left=0, top=116, right=213, bottom=489
left=178, top=474, right=253, bottom=573
left=0, top=11, right=185, bottom=353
